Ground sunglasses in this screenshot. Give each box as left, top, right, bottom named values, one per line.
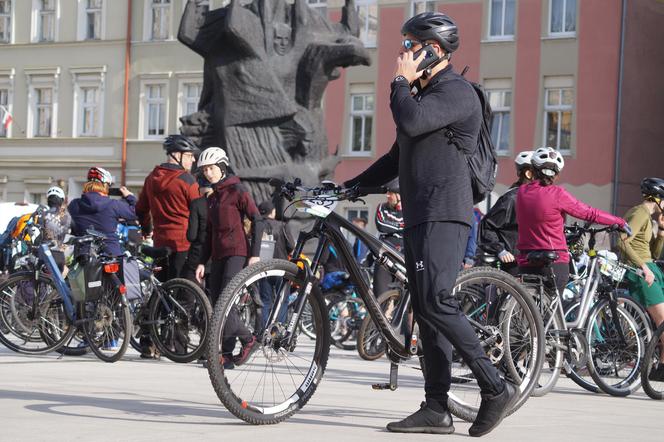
left=402, top=38, right=424, bottom=50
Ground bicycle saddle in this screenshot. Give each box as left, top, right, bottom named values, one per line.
left=526, top=251, right=560, bottom=266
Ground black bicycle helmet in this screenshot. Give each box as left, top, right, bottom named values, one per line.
left=640, top=177, right=664, bottom=200
left=385, top=178, right=400, bottom=193
left=401, top=12, right=459, bottom=54
left=163, top=134, right=199, bottom=154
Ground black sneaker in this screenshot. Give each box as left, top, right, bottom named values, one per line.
left=468, top=381, right=518, bottom=437
left=386, top=402, right=454, bottom=434
left=648, top=364, right=664, bottom=382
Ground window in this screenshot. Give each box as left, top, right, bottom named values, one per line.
left=307, top=0, right=326, bottom=9
left=543, top=81, right=574, bottom=153
left=72, top=68, right=105, bottom=137
left=78, top=87, right=100, bottom=136
left=150, top=0, right=171, bottom=41
left=37, top=0, right=56, bottom=42
left=410, top=0, right=436, bottom=17
left=346, top=208, right=369, bottom=223
left=356, top=0, right=377, bottom=47
left=487, top=89, right=511, bottom=154
left=348, top=93, right=374, bottom=154
left=549, top=0, right=576, bottom=36
left=0, top=88, right=8, bottom=137
left=142, top=82, right=168, bottom=139
left=180, top=81, right=201, bottom=118
left=489, top=0, right=515, bottom=39
left=85, top=0, right=102, bottom=40
left=34, top=88, right=53, bottom=137
left=0, top=0, right=11, bottom=43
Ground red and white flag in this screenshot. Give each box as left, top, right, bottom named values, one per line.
left=1, top=105, right=12, bottom=129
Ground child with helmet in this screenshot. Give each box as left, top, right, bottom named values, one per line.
left=516, top=147, right=630, bottom=293
left=196, top=147, right=264, bottom=369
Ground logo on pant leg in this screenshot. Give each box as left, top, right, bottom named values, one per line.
left=415, top=260, right=424, bottom=272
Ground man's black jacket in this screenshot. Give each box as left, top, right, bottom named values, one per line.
left=344, top=65, right=480, bottom=228
left=186, top=196, right=208, bottom=266
left=479, top=186, right=518, bottom=256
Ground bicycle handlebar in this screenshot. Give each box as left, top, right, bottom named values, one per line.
left=271, top=178, right=387, bottom=202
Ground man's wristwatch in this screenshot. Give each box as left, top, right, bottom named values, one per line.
left=393, top=75, right=408, bottom=84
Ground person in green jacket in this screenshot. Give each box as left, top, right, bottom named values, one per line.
left=617, top=177, right=664, bottom=380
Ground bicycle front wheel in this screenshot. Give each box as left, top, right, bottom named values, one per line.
left=0, top=272, right=75, bottom=354
left=148, top=278, right=212, bottom=363
left=586, top=299, right=644, bottom=396
left=207, top=259, right=330, bottom=424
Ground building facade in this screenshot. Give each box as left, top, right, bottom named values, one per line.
left=0, top=0, right=661, bottom=234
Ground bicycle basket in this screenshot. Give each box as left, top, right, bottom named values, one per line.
left=596, top=250, right=626, bottom=282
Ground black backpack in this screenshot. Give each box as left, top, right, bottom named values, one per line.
left=445, top=67, right=498, bottom=204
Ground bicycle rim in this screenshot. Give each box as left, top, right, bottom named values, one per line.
left=83, top=288, right=131, bottom=363
left=641, top=322, right=664, bottom=400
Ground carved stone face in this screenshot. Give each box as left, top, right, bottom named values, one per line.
left=274, top=23, right=292, bottom=56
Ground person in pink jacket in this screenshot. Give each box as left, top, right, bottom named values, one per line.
left=516, top=147, right=630, bottom=293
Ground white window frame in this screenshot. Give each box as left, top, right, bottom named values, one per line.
left=487, top=0, right=515, bottom=40
left=0, top=0, right=13, bottom=44
left=77, top=0, right=106, bottom=41
left=0, top=69, right=14, bottom=138
left=356, top=0, right=377, bottom=48
left=71, top=67, right=106, bottom=138
left=307, top=0, right=327, bottom=8
left=542, top=77, right=574, bottom=155
left=176, top=76, right=203, bottom=124
left=139, top=78, right=170, bottom=140
left=548, top=0, right=576, bottom=37
left=31, top=0, right=59, bottom=43
left=143, top=0, right=172, bottom=42
left=409, top=0, right=436, bottom=18
left=347, top=89, right=374, bottom=157
left=344, top=207, right=370, bottom=243
left=484, top=80, right=512, bottom=156
left=26, top=68, right=59, bottom=138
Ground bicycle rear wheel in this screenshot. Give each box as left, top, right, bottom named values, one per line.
left=586, top=299, right=644, bottom=396
left=641, top=322, right=664, bottom=400
left=357, top=289, right=400, bottom=361
left=0, top=272, right=75, bottom=354
left=82, top=285, right=131, bottom=363
left=447, top=267, right=544, bottom=422
left=207, top=259, right=330, bottom=424
left=148, top=278, right=212, bottom=363
left=327, top=293, right=364, bottom=351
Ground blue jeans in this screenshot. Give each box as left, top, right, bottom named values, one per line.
left=259, top=276, right=288, bottom=326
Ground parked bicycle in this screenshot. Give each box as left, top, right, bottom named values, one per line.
left=205, top=180, right=544, bottom=424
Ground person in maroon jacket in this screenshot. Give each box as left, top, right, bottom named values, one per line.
left=136, top=135, right=200, bottom=281
left=196, top=147, right=264, bottom=369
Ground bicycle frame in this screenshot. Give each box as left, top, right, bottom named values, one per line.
left=37, top=243, right=76, bottom=320
left=267, top=207, right=412, bottom=359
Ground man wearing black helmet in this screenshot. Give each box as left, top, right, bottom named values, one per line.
left=344, top=12, right=516, bottom=437
left=618, top=177, right=664, bottom=380
left=137, top=134, right=200, bottom=282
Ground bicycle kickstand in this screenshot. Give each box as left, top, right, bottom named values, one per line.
left=372, top=362, right=399, bottom=391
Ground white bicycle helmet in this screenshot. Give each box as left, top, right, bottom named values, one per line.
left=46, top=186, right=65, bottom=200
left=87, top=166, right=113, bottom=185
left=197, top=147, right=230, bottom=168
left=514, top=151, right=533, bottom=170
left=531, top=147, right=565, bottom=177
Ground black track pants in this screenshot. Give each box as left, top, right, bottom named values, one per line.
left=209, top=256, right=253, bottom=355
left=403, top=222, right=504, bottom=406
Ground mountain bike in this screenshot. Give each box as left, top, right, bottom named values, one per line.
left=205, top=180, right=544, bottom=424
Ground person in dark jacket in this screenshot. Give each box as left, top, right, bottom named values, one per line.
left=68, top=167, right=137, bottom=257
left=43, top=186, right=71, bottom=271
left=343, top=12, right=515, bottom=436
left=257, top=200, right=295, bottom=326
left=196, top=147, right=264, bottom=369
left=372, top=179, right=404, bottom=297
left=183, top=176, right=213, bottom=283
left=136, top=134, right=199, bottom=281
left=351, top=217, right=370, bottom=264
left=479, top=151, right=533, bottom=275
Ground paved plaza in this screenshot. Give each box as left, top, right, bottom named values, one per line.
left=0, top=345, right=662, bottom=442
